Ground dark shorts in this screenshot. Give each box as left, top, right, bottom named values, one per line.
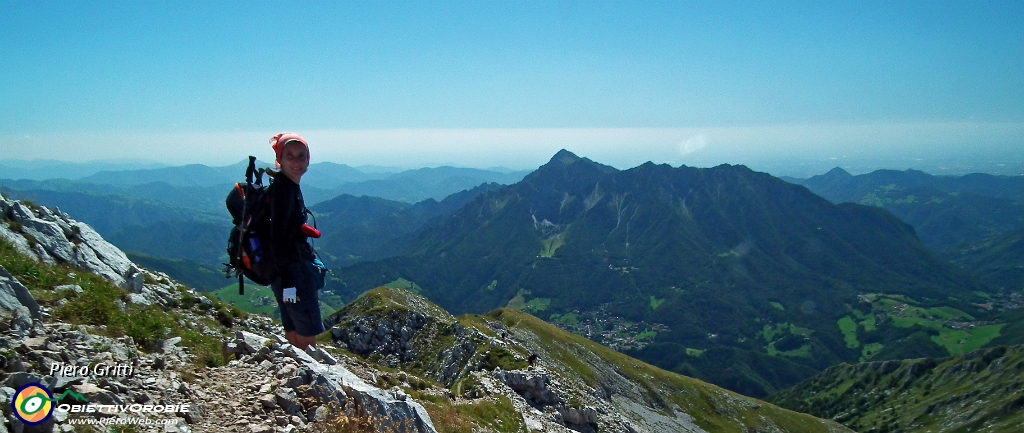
left=271, top=261, right=325, bottom=337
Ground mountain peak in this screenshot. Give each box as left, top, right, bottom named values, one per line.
left=823, top=167, right=852, bottom=178
left=523, top=150, right=618, bottom=186
left=549, top=149, right=582, bottom=165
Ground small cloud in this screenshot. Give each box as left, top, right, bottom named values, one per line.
left=679, top=134, right=707, bottom=155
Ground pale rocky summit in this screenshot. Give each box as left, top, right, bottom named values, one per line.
left=0, top=193, right=143, bottom=292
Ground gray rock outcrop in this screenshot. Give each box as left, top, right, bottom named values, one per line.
left=222, top=331, right=437, bottom=433
left=0, top=193, right=143, bottom=292
left=0, top=265, right=40, bottom=319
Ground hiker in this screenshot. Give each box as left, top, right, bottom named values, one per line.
left=267, top=132, right=324, bottom=350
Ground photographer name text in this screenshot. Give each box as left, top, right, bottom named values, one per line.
left=50, top=363, right=134, bottom=377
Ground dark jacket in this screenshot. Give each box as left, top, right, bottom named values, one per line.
left=267, top=174, right=313, bottom=287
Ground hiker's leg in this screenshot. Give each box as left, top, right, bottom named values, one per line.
left=281, top=261, right=325, bottom=349
left=291, top=333, right=317, bottom=350
left=271, top=280, right=298, bottom=342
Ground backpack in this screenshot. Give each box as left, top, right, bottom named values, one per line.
left=224, top=156, right=277, bottom=294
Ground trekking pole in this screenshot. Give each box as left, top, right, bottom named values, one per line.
left=237, top=156, right=258, bottom=296
left=245, top=155, right=256, bottom=184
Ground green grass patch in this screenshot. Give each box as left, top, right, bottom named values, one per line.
left=685, top=348, right=705, bottom=357
left=861, top=343, right=884, bottom=361
left=770, top=301, right=785, bottom=311
left=524, top=297, right=550, bottom=313
left=766, top=342, right=812, bottom=358
left=505, top=289, right=527, bottom=310
left=838, top=316, right=860, bottom=349
left=760, top=323, right=788, bottom=342
left=859, top=314, right=877, bottom=331
left=0, top=239, right=70, bottom=289
left=891, top=315, right=940, bottom=329
left=779, top=344, right=812, bottom=359
left=862, top=293, right=1005, bottom=357
left=209, top=283, right=278, bottom=317
left=761, top=322, right=813, bottom=343
left=636, top=330, right=656, bottom=341
left=539, top=235, right=565, bottom=258
left=926, top=306, right=973, bottom=321
left=649, top=296, right=665, bottom=310
left=485, top=280, right=497, bottom=291
left=790, top=325, right=814, bottom=337
left=550, top=312, right=580, bottom=327
left=481, top=345, right=529, bottom=371
left=931, top=324, right=1005, bottom=356
left=421, top=395, right=523, bottom=433
left=1, top=238, right=233, bottom=368
left=383, top=277, right=422, bottom=294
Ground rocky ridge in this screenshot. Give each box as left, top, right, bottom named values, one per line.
left=325, top=287, right=853, bottom=433
left=0, top=195, right=142, bottom=293
left=0, top=193, right=436, bottom=433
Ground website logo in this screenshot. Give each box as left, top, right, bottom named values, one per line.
left=12, top=383, right=54, bottom=425
left=11, top=383, right=89, bottom=425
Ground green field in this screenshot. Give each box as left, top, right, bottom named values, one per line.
left=385, top=278, right=423, bottom=294
left=539, top=235, right=565, bottom=257
left=840, top=294, right=1004, bottom=358
left=525, top=297, right=551, bottom=313
left=210, top=283, right=278, bottom=317
left=210, top=283, right=337, bottom=320
left=837, top=317, right=859, bottom=349
left=930, top=324, right=1005, bottom=355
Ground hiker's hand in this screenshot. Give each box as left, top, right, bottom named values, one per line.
left=283, top=287, right=298, bottom=303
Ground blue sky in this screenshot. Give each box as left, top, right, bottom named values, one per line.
left=2, top=1, right=1022, bottom=172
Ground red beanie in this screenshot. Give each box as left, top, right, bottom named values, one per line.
left=269, top=132, right=309, bottom=169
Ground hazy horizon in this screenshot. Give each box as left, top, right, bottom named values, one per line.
left=3, top=146, right=1023, bottom=180
left=3, top=2, right=1022, bottom=177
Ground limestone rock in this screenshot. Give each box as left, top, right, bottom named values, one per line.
left=0, top=266, right=40, bottom=319
left=286, top=345, right=437, bottom=433
left=71, top=383, right=124, bottom=406
left=0, top=222, right=39, bottom=262
left=494, top=369, right=563, bottom=407
left=0, top=195, right=145, bottom=292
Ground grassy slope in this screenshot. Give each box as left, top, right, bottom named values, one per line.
left=469, top=308, right=849, bottom=432
left=327, top=287, right=849, bottom=432
left=0, top=237, right=243, bottom=368
left=768, top=345, right=1024, bottom=433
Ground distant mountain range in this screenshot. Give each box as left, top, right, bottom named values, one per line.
left=0, top=162, right=529, bottom=268
left=786, top=167, right=1024, bottom=250
left=309, top=183, right=507, bottom=267
left=0, top=159, right=169, bottom=180
left=945, top=226, right=1024, bottom=293
left=334, top=150, right=1009, bottom=397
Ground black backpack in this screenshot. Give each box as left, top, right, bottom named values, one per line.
left=225, top=156, right=277, bottom=294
